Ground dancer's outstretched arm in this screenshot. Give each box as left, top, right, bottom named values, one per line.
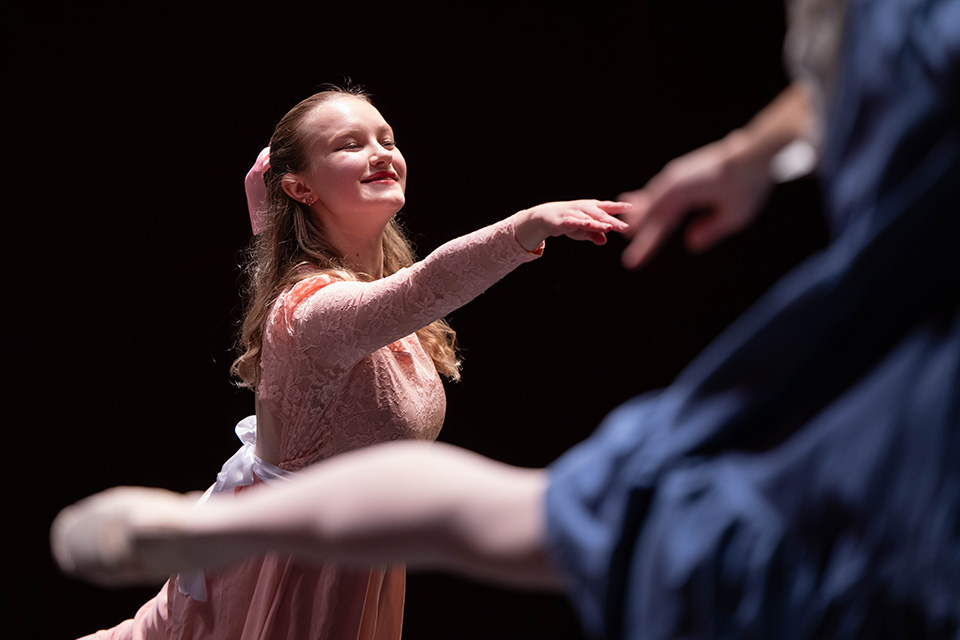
left=618, top=82, right=815, bottom=268
left=51, top=441, right=562, bottom=591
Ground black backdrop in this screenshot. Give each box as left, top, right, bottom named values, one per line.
left=6, top=2, right=828, bottom=638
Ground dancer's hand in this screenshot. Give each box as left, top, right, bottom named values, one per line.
left=245, top=146, right=271, bottom=234
left=514, top=199, right=631, bottom=251
left=618, top=132, right=776, bottom=269
left=50, top=486, right=198, bottom=587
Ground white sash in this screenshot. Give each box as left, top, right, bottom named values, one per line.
left=176, top=415, right=291, bottom=601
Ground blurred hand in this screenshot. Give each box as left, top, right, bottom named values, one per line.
left=50, top=486, right=199, bottom=587
left=514, top=199, right=631, bottom=252
left=618, top=132, right=775, bottom=269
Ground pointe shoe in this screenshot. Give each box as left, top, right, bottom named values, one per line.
left=50, top=486, right=196, bottom=587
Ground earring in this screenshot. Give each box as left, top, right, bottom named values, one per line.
left=303, top=197, right=316, bottom=206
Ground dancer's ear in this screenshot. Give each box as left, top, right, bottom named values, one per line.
left=282, top=173, right=316, bottom=205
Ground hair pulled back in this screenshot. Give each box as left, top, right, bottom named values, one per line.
left=232, top=86, right=460, bottom=387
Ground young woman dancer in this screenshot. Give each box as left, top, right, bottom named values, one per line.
left=62, top=85, right=628, bottom=640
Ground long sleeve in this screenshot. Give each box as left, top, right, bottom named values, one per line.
left=277, top=214, right=541, bottom=373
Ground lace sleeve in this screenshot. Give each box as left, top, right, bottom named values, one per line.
left=280, top=214, right=542, bottom=370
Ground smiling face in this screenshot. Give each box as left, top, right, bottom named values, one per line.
left=287, top=96, right=407, bottom=235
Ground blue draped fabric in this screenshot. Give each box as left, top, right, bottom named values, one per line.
left=545, top=0, right=960, bottom=637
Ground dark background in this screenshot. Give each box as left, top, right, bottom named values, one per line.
left=5, top=2, right=827, bottom=638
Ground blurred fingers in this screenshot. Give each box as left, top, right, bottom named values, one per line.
left=621, top=214, right=673, bottom=268
left=684, top=207, right=748, bottom=253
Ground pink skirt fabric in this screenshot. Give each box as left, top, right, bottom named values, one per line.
left=79, top=484, right=405, bottom=640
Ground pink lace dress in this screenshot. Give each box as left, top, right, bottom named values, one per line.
left=80, top=215, right=541, bottom=640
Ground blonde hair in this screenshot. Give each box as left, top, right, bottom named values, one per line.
left=231, top=86, right=460, bottom=388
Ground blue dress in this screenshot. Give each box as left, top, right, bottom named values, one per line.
left=545, top=0, right=960, bottom=637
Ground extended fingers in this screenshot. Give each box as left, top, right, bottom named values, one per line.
left=560, top=213, right=614, bottom=235
left=593, top=199, right=633, bottom=213
left=560, top=208, right=623, bottom=236
left=570, top=200, right=631, bottom=232
left=520, top=199, right=632, bottom=247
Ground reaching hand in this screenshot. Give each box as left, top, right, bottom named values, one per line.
left=50, top=486, right=199, bottom=587
left=618, top=131, right=776, bottom=269
left=514, top=199, right=631, bottom=252
left=245, top=147, right=271, bottom=235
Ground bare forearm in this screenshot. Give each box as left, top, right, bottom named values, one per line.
left=726, top=82, right=815, bottom=165
left=186, top=441, right=562, bottom=590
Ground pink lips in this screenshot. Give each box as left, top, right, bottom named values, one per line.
left=362, top=171, right=398, bottom=183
